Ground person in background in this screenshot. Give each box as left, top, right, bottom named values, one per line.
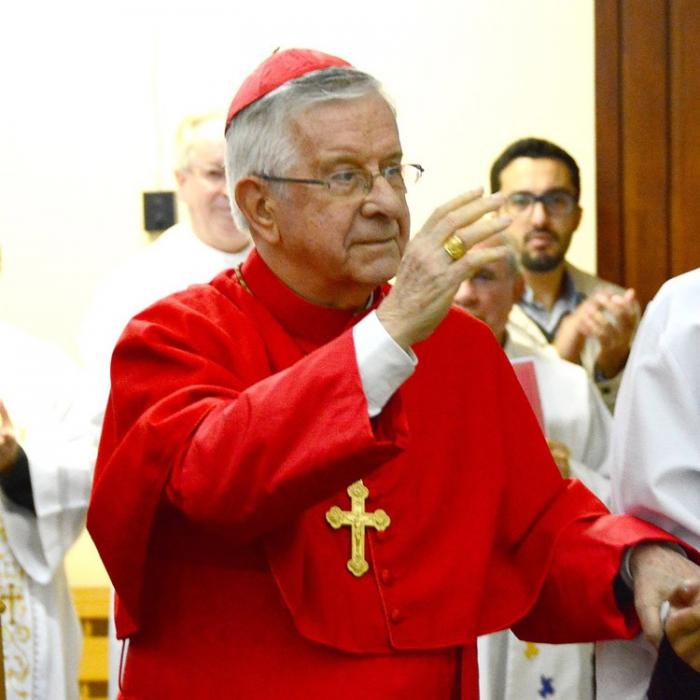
left=78, top=111, right=251, bottom=411
left=88, top=49, right=700, bottom=699
left=454, top=233, right=611, bottom=699
left=491, top=137, right=639, bottom=411
left=0, top=248, right=92, bottom=698
left=77, top=111, right=251, bottom=698
left=596, top=268, right=700, bottom=698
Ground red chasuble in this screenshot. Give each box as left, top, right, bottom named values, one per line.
left=88, top=250, right=681, bottom=699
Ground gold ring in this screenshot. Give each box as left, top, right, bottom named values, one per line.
left=442, top=234, right=466, bottom=261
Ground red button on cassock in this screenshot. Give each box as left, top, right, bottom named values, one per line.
left=390, top=608, right=403, bottom=624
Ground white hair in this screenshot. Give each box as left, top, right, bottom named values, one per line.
left=225, top=67, right=392, bottom=232
left=174, top=112, right=226, bottom=171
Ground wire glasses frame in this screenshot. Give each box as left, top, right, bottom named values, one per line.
left=256, top=163, right=424, bottom=197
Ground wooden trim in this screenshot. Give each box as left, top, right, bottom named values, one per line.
left=620, top=0, right=670, bottom=306
left=595, top=0, right=624, bottom=284
left=670, top=0, right=700, bottom=276
left=73, top=587, right=110, bottom=700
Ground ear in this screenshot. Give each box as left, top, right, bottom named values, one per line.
left=235, top=177, right=279, bottom=244
left=571, top=204, right=583, bottom=231
left=512, top=272, right=525, bottom=302
left=174, top=168, right=187, bottom=188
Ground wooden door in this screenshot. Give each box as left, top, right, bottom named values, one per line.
left=595, top=0, right=700, bottom=308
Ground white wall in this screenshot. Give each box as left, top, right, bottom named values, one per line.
left=0, top=0, right=595, bottom=583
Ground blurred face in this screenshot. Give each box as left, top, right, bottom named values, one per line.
left=453, top=253, right=523, bottom=344
left=176, top=138, right=248, bottom=253
left=268, top=93, right=410, bottom=309
left=498, top=157, right=581, bottom=273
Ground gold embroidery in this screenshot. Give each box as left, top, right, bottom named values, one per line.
left=0, top=517, right=32, bottom=696
left=326, top=480, right=390, bottom=577
left=0, top=583, right=22, bottom=624
left=524, top=642, right=540, bottom=659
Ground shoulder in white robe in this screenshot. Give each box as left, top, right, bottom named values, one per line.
left=596, top=268, right=700, bottom=700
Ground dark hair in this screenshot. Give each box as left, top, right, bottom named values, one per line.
left=489, top=137, right=580, bottom=200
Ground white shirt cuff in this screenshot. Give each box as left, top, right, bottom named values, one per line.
left=353, top=311, right=417, bottom=418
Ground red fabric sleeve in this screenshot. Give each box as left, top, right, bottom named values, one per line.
left=88, top=287, right=407, bottom=634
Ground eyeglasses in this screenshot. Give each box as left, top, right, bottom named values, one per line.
left=468, top=268, right=501, bottom=286
left=256, top=163, right=424, bottom=198
left=187, top=166, right=226, bottom=187
left=505, top=190, right=577, bottom=217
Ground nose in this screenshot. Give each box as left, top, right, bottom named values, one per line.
left=360, top=174, right=406, bottom=219
left=454, top=279, right=478, bottom=308
left=530, top=199, right=549, bottom=227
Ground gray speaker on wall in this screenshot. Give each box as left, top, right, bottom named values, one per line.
left=143, top=191, right=176, bottom=233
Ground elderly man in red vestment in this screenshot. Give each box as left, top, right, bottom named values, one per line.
left=88, top=49, right=700, bottom=699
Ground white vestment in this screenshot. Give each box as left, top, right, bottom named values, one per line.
left=478, top=339, right=612, bottom=700
left=76, top=223, right=251, bottom=699
left=596, top=269, right=700, bottom=700
left=0, top=321, right=92, bottom=699
left=78, top=223, right=252, bottom=416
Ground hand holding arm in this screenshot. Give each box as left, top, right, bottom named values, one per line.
left=631, top=542, right=700, bottom=650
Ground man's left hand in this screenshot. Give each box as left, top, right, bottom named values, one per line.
left=631, top=542, right=700, bottom=665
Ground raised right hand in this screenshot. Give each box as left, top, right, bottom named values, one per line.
left=376, top=189, right=511, bottom=349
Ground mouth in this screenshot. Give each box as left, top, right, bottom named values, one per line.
left=524, top=230, right=559, bottom=249
left=352, top=234, right=400, bottom=248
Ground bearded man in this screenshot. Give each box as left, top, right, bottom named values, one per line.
left=491, top=138, right=638, bottom=410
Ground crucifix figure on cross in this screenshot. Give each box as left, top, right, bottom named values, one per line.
left=326, top=480, right=391, bottom=577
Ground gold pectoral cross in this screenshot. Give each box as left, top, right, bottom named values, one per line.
left=326, top=480, right=390, bottom=577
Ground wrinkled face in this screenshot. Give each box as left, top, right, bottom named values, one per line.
left=453, top=253, right=523, bottom=343
left=176, top=138, right=248, bottom=253
left=498, top=157, right=581, bottom=273
left=269, top=93, right=410, bottom=308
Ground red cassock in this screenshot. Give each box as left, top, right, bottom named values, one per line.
left=88, top=250, right=679, bottom=699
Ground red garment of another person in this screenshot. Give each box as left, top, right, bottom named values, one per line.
left=88, top=250, right=680, bottom=699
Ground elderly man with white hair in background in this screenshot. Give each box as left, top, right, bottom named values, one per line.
left=79, top=111, right=251, bottom=406
left=77, top=111, right=251, bottom=698
left=454, top=233, right=612, bottom=699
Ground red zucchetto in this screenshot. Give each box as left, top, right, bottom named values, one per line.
left=225, top=48, right=351, bottom=131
